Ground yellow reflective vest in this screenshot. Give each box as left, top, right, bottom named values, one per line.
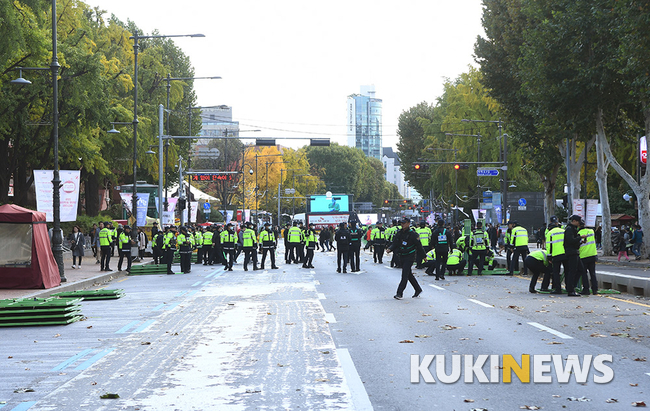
left=547, top=226, right=565, bottom=257
left=512, top=226, right=528, bottom=247
left=578, top=228, right=597, bottom=258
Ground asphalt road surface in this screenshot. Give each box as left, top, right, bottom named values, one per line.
left=1, top=248, right=649, bottom=410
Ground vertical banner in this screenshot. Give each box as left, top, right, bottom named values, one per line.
left=493, top=205, right=503, bottom=225
left=119, top=193, right=133, bottom=212
left=586, top=199, right=599, bottom=227
left=155, top=197, right=178, bottom=226
left=641, top=136, right=647, bottom=165
left=136, top=193, right=149, bottom=227
left=190, top=201, right=198, bottom=223
left=34, top=170, right=81, bottom=222
left=572, top=199, right=586, bottom=220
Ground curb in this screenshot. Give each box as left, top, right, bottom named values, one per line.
left=23, top=270, right=129, bottom=300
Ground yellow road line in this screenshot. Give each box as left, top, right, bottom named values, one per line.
left=116, top=277, right=129, bottom=283
left=605, top=295, right=650, bottom=308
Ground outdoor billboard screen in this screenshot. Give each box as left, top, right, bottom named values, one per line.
left=309, top=195, right=350, bottom=213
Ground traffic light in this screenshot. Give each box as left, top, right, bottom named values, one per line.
left=384, top=199, right=389, bottom=204
left=454, top=164, right=470, bottom=170
left=178, top=196, right=187, bottom=210
left=413, top=163, right=428, bottom=171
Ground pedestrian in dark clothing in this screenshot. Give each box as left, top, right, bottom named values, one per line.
left=430, top=219, right=451, bottom=280
left=69, top=225, right=85, bottom=269
left=319, top=227, right=331, bottom=251
left=387, top=218, right=423, bottom=299
left=348, top=221, right=363, bottom=272
left=564, top=215, right=586, bottom=296
left=334, top=222, right=350, bottom=273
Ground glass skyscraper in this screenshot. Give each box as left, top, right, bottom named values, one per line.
left=347, top=85, right=382, bottom=159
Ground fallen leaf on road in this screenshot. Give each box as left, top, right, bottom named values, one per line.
left=422, top=314, right=432, bottom=317
left=643, top=312, right=650, bottom=316
left=441, top=325, right=460, bottom=330
left=7, top=356, right=12, bottom=359
left=464, top=399, right=475, bottom=402
left=399, top=340, right=414, bottom=343
left=548, top=342, right=563, bottom=345
left=536, top=310, right=549, bottom=313
left=245, top=389, right=261, bottom=393
left=520, top=406, right=541, bottom=410
left=584, top=310, right=594, bottom=313
left=285, top=323, right=295, bottom=325
left=266, top=312, right=274, bottom=315
left=611, top=333, right=630, bottom=337
left=631, top=383, right=639, bottom=387
left=277, top=363, right=284, bottom=367
left=140, top=341, right=151, bottom=345
left=632, top=401, right=647, bottom=407
left=590, top=333, right=607, bottom=338
left=507, top=305, right=519, bottom=309
left=633, top=358, right=646, bottom=362
left=314, top=378, right=329, bottom=382
left=552, top=395, right=561, bottom=398
left=567, top=396, right=591, bottom=402
left=320, top=351, right=330, bottom=354
left=415, top=335, right=430, bottom=338
left=459, top=337, right=469, bottom=340
left=54, top=334, right=61, bottom=338
left=340, top=305, right=349, bottom=308
left=100, top=393, right=119, bottom=399
left=605, top=398, right=618, bottom=403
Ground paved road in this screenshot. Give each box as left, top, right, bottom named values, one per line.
left=1, top=248, right=649, bottom=410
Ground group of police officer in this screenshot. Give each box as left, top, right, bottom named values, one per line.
left=151, top=222, right=281, bottom=275
left=97, top=221, right=136, bottom=273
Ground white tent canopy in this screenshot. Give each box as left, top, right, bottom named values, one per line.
left=168, top=182, right=219, bottom=202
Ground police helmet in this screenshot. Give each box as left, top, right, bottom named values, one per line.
left=549, top=215, right=559, bottom=225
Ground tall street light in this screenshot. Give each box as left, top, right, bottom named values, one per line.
left=129, top=31, right=204, bottom=239
left=10, top=1, right=65, bottom=282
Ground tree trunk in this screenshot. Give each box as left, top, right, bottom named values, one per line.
left=596, top=109, right=650, bottom=257
left=561, top=135, right=595, bottom=210
left=541, top=164, right=561, bottom=223
left=86, top=172, right=100, bottom=217
left=594, top=125, right=612, bottom=256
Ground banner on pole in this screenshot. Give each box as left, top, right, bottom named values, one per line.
left=586, top=199, right=599, bottom=228
left=34, top=170, right=81, bottom=222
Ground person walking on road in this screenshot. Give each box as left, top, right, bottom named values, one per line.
left=631, top=224, right=643, bottom=260
left=335, top=222, right=350, bottom=273
left=387, top=218, right=423, bottom=299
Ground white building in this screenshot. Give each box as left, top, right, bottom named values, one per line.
left=197, top=105, right=239, bottom=145
left=382, top=147, right=411, bottom=198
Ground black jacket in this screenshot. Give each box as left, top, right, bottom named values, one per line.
left=431, top=226, right=450, bottom=252
left=390, top=228, right=423, bottom=256
left=564, top=224, right=582, bottom=256
left=335, top=229, right=351, bottom=251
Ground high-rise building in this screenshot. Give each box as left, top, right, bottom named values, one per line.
left=347, top=85, right=382, bottom=159
left=197, top=105, right=239, bottom=145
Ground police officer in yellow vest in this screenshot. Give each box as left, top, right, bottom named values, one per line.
left=370, top=221, right=387, bottom=264
left=221, top=223, right=237, bottom=271
left=303, top=223, right=318, bottom=268
left=177, top=226, right=193, bottom=273
left=163, top=226, right=177, bottom=275
left=415, top=222, right=432, bottom=269
left=117, top=225, right=134, bottom=273
left=578, top=220, right=598, bottom=295
left=287, top=221, right=302, bottom=264
left=525, top=249, right=551, bottom=293
left=259, top=223, right=279, bottom=269
left=242, top=222, right=259, bottom=271
left=202, top=226, right=213, bottom=265
left=508, top=221, right=529, bottom=276
left=422, top=248, right=438, bottom=277
left=99, top=221, right=113, bottom=271
left=194, top=226, right=203, bottom=264
left=446, top=248, right=466, bottom=276
left=544, top=216, right=566, bottom=293
left=468, top=221, right=488, bottom=276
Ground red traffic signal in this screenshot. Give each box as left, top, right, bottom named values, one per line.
left=414, top=164, right=422, bottom=170
left=454, top=164, right=460, bottom=170
left=454, top=164, right=469, bottom=170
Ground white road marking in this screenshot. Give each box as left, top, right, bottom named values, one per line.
left=314, top=280, right=321, bottom=285
left=337, top=348, right=373, bottom=411
left=310, top=270, right=316, bottom=274
left=318, top=293, right=327, bottom=300
left=467, top=298, right=493, bottom=308
left=325, top=313, right=337, bottom=323
left=528, top=322, right=573, bottom=339
left=597, top=270, right=650, bottom=281
left=429, top=284, right=445, bottom=290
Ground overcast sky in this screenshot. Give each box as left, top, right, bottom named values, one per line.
left=89, top=0, right=485, bottom=149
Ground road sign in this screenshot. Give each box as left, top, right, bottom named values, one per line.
left=480, top=202, right=493, bottom=209
left=518, top=205, right=527, bottom=211
left=192, top=147, right=220, bottom=158
left=477, top=168, right=499, bottom=177
left=518, top=198, right=527, bottom=206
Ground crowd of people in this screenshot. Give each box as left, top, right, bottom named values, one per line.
left=69, top=212, right=639, bottom=300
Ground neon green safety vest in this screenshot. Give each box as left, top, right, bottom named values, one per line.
left=512, top=226, right=529, bottom=247
left=194, top=231, right=203, bottom=247
left=118, top=232, right=130, bottom=250
left=99, top=228, right=111, bottom=246
left=203, top=231, right=213, bottom=246
left=260, top=230, right=276, bottom=245
left=447, top=249, right=463, bottom=265
left=417, top=227, right=431, bottom=247
left=288, top=227, right=302, bottom=243
left=424, top=249, right=436, bottom=261
left=578, top=228, right=597, bottom=259
left=470, top=229, right=487, bottom=250
left=242, top=228, right=256, bottom=248
left=371, top=228, right=386, bottom=241
left=547, top=227, right=565, bottom=257
left=530, top=249, right=549, bottom=266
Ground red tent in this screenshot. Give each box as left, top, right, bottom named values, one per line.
left=0, top=204, right=61, bottom=289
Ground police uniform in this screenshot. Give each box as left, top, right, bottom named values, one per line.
left=525, top=249, right=551, bottom=293
left=431, top=222, right=450, bottom=279
left=388, top=219, right=423, bottom=299
left=163, top=227, right=177, bottom=274
left=386, top=221, right=400, bottom=268
left=260, top=225, right=278, bottom=269
left=422, top=248, right=437, bottom=277
left=334, top=223, right=350, bottom=273
left=371, top=224, right=387, bottom=264
left=578, top=224, right=598, bottom=295
left=287, top=223, right=302, bottom=264
left=221, top=225, right=237, bottom=271
left=242, top=224, right=259, bottom=271
left=348, top=222, right=363, bottom=272
left=177, top=227, right=193, bottom=273
left=468, top=223, right=488, bottom=276
left=509, top=221, right=529, bottom=275
left=202, top=228, right=213, bottom=265
left=303, top=225, right=317, bottom=268
left=99, top=223, right=113, bottom=271
left=194, top=228, right=204, bottom=264
left=446, top=248, right=466, bottom=276
left=543, top=221, right=566, bottom=292
left=117, top=227, right=132, bottom=272
left=415, top=224, right=432, bottom=268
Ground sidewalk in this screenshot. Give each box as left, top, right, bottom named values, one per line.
left=0, top=253, right=138, bottom=301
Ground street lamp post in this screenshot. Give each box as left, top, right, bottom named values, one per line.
left=129, top=31, right=204, bottom=238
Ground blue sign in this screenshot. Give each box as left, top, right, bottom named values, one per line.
left=203, top=202, right=211, bottom=211
left=518, top=198, right=527, bottom=206
left=494, top=205, right=503, bottom=223
left=477, top=169, right=499, bottom=177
